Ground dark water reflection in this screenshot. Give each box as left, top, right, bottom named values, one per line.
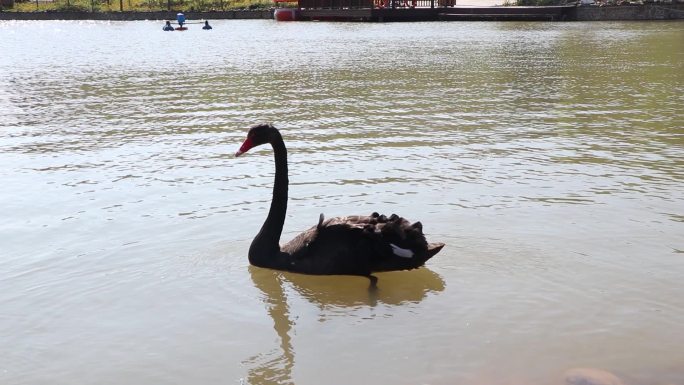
left=245, top=266, right=445, bottom=384
left=245, top=268, right=296, bottom=385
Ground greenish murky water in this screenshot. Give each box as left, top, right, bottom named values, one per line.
left=1, top=19, right=683, bottom=385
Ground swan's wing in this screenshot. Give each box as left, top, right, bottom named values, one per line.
left=281, top=212, right=444, bottom=274
left=281, top=220, right=370, bottom=275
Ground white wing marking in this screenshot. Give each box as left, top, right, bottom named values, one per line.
left=390, top=243, right=414, bottom=258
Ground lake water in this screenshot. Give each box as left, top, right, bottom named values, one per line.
left=1, top=19, right=683, bottom=385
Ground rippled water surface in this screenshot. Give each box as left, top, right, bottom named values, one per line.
left=1, top=19, right=683, bottom=385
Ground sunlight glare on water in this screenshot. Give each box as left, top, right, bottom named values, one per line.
left=1, top=19, right=683, bottom=385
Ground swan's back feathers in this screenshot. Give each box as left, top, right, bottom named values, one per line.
left=280, top=212, right=444, bottom=275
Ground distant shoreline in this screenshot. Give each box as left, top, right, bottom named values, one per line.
left=0, top=9, right=273, bottom=20
left=1, top=4, right=683, bottom=21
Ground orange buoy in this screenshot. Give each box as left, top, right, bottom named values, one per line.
left=274, top=8, right=298, bottom=21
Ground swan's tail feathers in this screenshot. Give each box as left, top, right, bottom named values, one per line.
left=426, top=243, right=445, bottom=259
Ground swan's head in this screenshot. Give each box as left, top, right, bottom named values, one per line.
left=235, top=123, right=277, bottom=157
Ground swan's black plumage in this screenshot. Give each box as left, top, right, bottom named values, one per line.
left=236, top=124, right=444, bottom=278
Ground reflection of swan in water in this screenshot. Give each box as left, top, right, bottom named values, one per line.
left=276, top=265, right=446, bottom=308
left=242, top=269, right=295, bottom=385
left=243, top=266, right=445, bottom=385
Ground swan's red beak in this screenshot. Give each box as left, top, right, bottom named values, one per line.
left=235, top=137, right=254, bottom=157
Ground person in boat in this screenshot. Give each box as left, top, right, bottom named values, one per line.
left=176, top=13, right=186, bottom=29
left=163, top=21, right=175, bottom=31
left=202, top=20, right=212, bottom=30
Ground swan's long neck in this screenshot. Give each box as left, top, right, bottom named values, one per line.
left=249, top=131, right=289, bottom=268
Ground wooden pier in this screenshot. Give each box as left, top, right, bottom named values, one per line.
left=296, top=6, right=575, bottom=21
left=281, top=0, right=576, bottom=21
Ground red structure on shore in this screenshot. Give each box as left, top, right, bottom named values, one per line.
left=270, top=0, right=574, bottom=21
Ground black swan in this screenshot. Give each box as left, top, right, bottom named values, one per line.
left=235, top=124, right=444, bottom=281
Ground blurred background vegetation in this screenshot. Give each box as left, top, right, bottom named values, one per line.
left=3, top=0, right=273, bottom=12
